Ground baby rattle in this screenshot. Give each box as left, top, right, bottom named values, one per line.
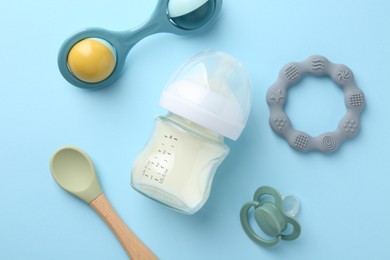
left=58, top=0, right=222, bottom=89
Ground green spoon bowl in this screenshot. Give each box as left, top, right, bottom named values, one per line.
left=50, top=146, right=102, bottom=203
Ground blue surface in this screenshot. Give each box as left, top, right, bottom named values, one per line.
left=1, top=0, right=389, bottom=259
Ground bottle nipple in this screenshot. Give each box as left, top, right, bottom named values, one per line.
left=160, top=50, right=252, bottom=141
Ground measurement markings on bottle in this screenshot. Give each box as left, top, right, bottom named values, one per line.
left=143, top=132, right=179, bottom=184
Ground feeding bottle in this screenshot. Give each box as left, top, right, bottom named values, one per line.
left=131, top=50, right=252, bottom=214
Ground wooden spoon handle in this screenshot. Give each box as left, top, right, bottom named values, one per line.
left=90, top=194, right=158, bottom=260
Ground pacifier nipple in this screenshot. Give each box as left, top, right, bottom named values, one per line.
left=282, top=194, right=301, bottom=218
left=240, top=186, right=301, bottom=247
left=168, top=0, right=216, bottom=30
left=67, top=38, right=116, bottom=83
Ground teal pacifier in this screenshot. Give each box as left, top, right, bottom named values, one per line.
left=240, top=186, right=301, bottom=247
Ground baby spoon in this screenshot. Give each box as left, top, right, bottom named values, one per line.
left=58, top=0, right=222, bottom=89
left=50, top=146, right=157, bottom=259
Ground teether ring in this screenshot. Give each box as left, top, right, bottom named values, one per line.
left=266, top=55, right=365, bottom=153
left=240, top=186, right=301, bottom=247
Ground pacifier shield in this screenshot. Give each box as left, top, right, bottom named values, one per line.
left=254, top=202, right=285, bottom=237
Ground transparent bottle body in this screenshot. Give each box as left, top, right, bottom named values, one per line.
left=131, top=113, right=229, bottom=214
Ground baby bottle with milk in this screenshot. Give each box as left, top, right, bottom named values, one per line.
left=131, top=50, right=252, bottom=214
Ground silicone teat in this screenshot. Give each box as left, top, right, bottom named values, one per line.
left=160, top=50, right=252, bottom=141
left=282, top=194, right=301, bottom=218
left=240, top=186, right=301, bottom=247
left=168, top=0, right=216, bottom=30
left=67, top=38, right=116, bottom=83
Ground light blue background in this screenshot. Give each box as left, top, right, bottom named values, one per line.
left=1, top=0, right=389, bottom=259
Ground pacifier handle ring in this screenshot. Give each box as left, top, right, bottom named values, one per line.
left=281, top=217, right=301, bottom=241
left=240, top=201, right=280, bottom=247
left=253, top=186, right=283, bottom=208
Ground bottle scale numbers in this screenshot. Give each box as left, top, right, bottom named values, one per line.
left=142, top=134, right=178, bottom=184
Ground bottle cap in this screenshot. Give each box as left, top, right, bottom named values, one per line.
left=160, top=50, right=252, bottom=140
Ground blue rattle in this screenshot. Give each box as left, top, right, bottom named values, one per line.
left=58, top=0, right=222, bottom=89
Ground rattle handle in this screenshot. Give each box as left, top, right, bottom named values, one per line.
left=90, top=194, right=158, bottom=260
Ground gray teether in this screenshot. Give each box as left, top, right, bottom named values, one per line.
left=266, top=55, right=365, bottom=153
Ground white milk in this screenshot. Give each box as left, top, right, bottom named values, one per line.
left=131, top=114, right=229, bottom=214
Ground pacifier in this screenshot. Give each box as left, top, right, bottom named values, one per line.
left=240, top=186, right=301, bottom=247
left=58, top=0, right=223, bottom=89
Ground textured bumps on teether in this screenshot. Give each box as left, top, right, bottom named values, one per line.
left=266, top=55, right=366, bottom=153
